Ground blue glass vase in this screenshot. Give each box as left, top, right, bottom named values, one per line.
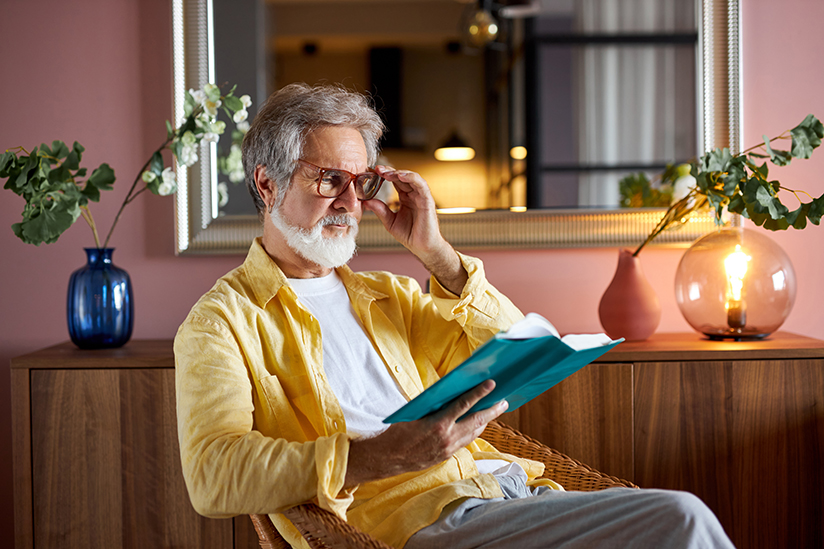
left=67, top=248, right=134, bottom=349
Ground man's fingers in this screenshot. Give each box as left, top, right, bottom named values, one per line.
left=376, top=167, right=425, bottom=192
left=464, top=399, right=508, bottom=431
left=437, top=379, right=496, bottom=423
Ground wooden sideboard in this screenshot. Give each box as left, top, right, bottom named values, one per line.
left=12, top=333, right=824, bottom=548
left=11, top=340, right=260, bottom=549
left=500, top=331, right=824, bottom=549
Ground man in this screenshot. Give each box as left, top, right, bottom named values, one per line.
left=175, top=83, right=734, bottom=548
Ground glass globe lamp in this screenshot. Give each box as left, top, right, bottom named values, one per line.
left=674, top=227, right=796, bottom=340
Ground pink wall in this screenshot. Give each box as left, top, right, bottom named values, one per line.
left=1, top=0, right=823, bottom=545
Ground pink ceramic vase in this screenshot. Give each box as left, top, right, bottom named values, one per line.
left=598, top=248, right=661, bottom=341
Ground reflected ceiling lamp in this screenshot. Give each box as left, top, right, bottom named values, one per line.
left=465, top=6, right=499, bottom=47
left=510, top=146, right=527, bottom=160
left=434, top=132, right=476, bottom=161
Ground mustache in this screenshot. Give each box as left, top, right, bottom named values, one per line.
left=320, top=214, right=358, bottom=228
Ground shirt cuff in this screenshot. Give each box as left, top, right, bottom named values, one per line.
left=430, top=252, right=500, bottom=322
left=315, top=432, right=356, bottom=520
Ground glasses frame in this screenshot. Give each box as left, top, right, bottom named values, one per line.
left=297, top=159, right=384, bottom=201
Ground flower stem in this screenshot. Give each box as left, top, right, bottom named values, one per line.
left=633, top=192, right=708, bottom=256
left=80, top=206, right=102, bottom=248
left=101, top=137, right=172, bottom=249
left=740, top=131, right=791, bottom=155
left=781, top=186, right=815, bottom=203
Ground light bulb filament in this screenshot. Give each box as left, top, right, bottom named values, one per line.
left=724, top=244, right=751, bottom=329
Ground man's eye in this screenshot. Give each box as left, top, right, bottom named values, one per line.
left=323, top=172, right=346, bottom=185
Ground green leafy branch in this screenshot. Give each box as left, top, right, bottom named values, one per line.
left=631, top=114, right=824, bottom=256
left=1, top=83, right=251, bottom=247
left=1, top=142, right=115, bottom=246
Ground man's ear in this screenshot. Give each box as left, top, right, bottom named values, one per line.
left=254, top=165, right=278, bottom=210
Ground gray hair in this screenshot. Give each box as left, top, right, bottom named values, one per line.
left=241, top=83, right=385, bottom=218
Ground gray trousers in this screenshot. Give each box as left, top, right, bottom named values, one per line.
left=405, top=474, right=735, bottom=548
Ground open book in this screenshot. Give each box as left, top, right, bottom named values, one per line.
left=384, top=313, right=623, bottom=423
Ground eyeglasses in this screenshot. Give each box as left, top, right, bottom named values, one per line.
left=297, top=159, right=385, bottom=201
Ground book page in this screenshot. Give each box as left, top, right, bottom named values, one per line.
left=498, top=312, right=560, bottom=339
left=499, top=313, right=617, bottom=351
left=560, top=333, right=615, bottom=351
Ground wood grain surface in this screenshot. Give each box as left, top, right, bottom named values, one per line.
left=595, top=331, right=824, bottom=362
left=11, top=336, right=824, bottom=548
left=25, top=367, right=230, bottom=548
left=511, top=363, right=634, bottom=482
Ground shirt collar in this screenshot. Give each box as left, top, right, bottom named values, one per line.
left=243, top=237, right=388, bottom=307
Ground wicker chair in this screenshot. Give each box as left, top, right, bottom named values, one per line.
left=249, top=420, right=637, bottom=548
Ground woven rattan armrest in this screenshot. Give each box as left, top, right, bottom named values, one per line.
left=249, top=420, right=636, bottom=548
left=480, top=420, right=638, bottom=491
left=250, top=504, right=393, bottom=549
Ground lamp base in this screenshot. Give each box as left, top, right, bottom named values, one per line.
left=702, top=327, right=771, bottom=341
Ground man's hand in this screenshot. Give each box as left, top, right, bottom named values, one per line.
left=344, top=380, right=508, bottom=488
left=362, top=167, right=467, bottom=294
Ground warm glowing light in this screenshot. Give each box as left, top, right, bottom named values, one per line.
left=510, top=146, right=527, bottom=160
left=465, top=9, right=499, bottom=47
left=724, top=244, right=751, bottom=301
left=724, top=244, right=751, bottom=329
left=510, top=206, right=527, bottom=212
left=436, top=207, right=476, bottom=214
left=434, top=147, right=475, bottom=161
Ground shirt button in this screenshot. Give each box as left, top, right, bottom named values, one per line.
left=393, top=365, right=401, bottom=373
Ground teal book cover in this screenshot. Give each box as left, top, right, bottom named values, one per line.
left=384, top=314, right=623, bottom=423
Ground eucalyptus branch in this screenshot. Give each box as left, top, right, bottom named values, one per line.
left=740, top=131, right=791, bottom=156
left=624, top=113, right=824, bottom=254
left=632, top=192, right=708, bottom=256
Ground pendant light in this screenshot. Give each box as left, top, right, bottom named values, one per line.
left=434, top=132, right=475, bottom=161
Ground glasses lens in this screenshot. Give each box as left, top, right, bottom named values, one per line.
left=318, top=170, right=350, bottom=197
left=357, top=174, right=383, bottom=200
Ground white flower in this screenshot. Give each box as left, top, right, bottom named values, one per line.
left=190, top=88, right=207, bottom=105
left=157, top=167, right=177, bottom=196
left=180, top=144, right=198, bottom=167
left=212, top=120, right=226, bottom=134
left=224, top=144, right=245, bottom=183
left=233, top=109, right=248, bottom=124
left=229, top=169, right=245, bottom=183
left=141, top=170, right=157, bottom=183
left=204, top=99, right=221, bottom=118
left=671, top=164, right=696, bottom=206
left=236, top=120, right=250, bottom=133
left=239, top=94, right=252, bottom=108
left=217, top=181, right=229, bottom=207
left=203, top=83, right=219, bottom=99
left=180, top=130, right=196, bottom=146
left=203, top=132, right=219, bottom=143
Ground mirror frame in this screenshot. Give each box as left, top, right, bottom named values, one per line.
left=172, top=0, right=740, bottom=255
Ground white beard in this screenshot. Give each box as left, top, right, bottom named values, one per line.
left=269, top=205, right=359, bottom=269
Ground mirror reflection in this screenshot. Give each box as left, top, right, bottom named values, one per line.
left=212, top=0, right=697, bottom=216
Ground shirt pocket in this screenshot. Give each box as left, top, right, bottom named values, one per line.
left=258, top=374, right=306, bottom=442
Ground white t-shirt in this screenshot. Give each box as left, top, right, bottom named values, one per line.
left=288, top=271, right=408, bottom=438
left=288, top=271, right=524, bottom=480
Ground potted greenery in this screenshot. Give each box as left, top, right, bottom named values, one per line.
left=600, top=114, right=824, bottom=341
left=1, top=83, right=250, bottom=348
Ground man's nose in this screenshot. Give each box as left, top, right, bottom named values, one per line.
left=332, top=179, right=360, bottom=212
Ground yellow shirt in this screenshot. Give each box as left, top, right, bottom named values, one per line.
left=175, top=238, right=548, bottom=548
